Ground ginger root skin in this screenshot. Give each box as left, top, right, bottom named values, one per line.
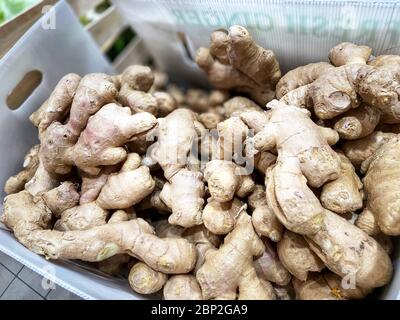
left=197, top=213, right=275, bottom=300
left=4, top=145, right=40, bottom=195
left=277, top=231, right=324, bottom=281
left=320, top=153, right=363, bottom=214
left=2, top=191, right=196, bottom=274
left=342, top=131, right=397, bottom=167
left=204, top=160, right=255, bottom=202
left=333, top=104, right=381, bottom=140
left=163, top=275, right=203, bottom=300
left=196, top=26, right=280, bottom=105
left=254, top=238, right=291, bottom=286
left=361, top=136, right=400, bottom=235
left=129, top=262, right=167, bottom=294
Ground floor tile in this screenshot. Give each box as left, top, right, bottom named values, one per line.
left=46, top=285, right=82, bottom=300
left=18, top=266, right=51, bottom=297
left=0, top=251, right=23, bottom=274
left=0, top=278, right=42, bottom=300
left=0, top=264, right=15, bottom=295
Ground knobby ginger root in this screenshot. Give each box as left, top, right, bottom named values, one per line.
left=196, top=212, right=275, bottom=300
left=42, top=181, right=80, bottom=217
left=117, top=65, right=177, bottom=117
left=248, top=185, right=283, bottom=242
left=41, top=103, right=157, bottom=175
left=277, top=231, right=324, bottom=281
left=4, top=145, right=40, bottom=194
left=129, top=262, right=167, bottom=294
left=276, top=62, right=334, bottom=99
left=29, top=73, right=82, bottom=134
left=254, top=238, right=291, bottom=286
left=204, top=160, right=255, bottom=202
left=97, top=153, right=155, bottom=209
left=246, top=100, right=340, bottom=188
left=163, top=275, right=203, bottom=300
left=361, top=136, right=400, bottom=235
left=333, top=104, right=381, bottom=140
left=342, top=131, right=397, bottom=167
left=2, top=191, right=196, bottom=274
left=153, top=109, right=206, bottom=227
left=293, top=272, right=370, bottom=300
left=196, top=26, right=280, bottom=105
left=320, top=152, right=363, bottom=214
left=267, top=156, right=392, bottom=289
left=202, top=197, right=246, bottom=235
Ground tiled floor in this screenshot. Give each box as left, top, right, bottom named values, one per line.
left=0, top=251, right=82, bottom=300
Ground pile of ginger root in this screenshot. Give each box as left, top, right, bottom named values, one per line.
left=2, top=24, right=400, bottom=300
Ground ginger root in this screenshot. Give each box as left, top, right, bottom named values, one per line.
left=196, top=26, right=280, bottom=105
left=129, top=262, right=167, bottom=294
left=277, top=231, right=324, bottom=281
left=4, top=145, right=40, bottom=194
left=320, top=152, right=363, bottom=214
left=361, top=136, right=400, bottom=235
left=163, top=275, right=203, bottom=300
left=3, top=191, right=196, bottom=274
left=197, top=212, right=275, bottom=300
left=248, top=185, right=283, bottom=242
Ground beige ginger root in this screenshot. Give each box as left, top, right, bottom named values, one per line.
left=204, top=160, right=255, bottom=202
left=342, top=131, right=397, bottom=167
left=277, top=231, right=324, bottom=281
left=276, top=62, right=334, bottom=99
left=267, top=156, right=392, bottom=289
left=42, top=181, right=80, bottom=217
left=333, top=104, right=381, bottom=140
left=129, top=262, right=167, bottom=294
left=41, top=103, right=157, bottom=175
left=320, top=152, right=363, bottom=214
left=196, top=26, right=280, bottom=105
left=154, top=109, right=206, bottom=227
left=163, top=275, right=203, bottom=300
left=197, top=212, right=275, bottom=300
left=361, top=136, right=400, bottom=235
left=4, top=145, right=40, bottom=194
left=254, top=238, right=291, bottom=286
left=29, top=73, right=82, bottom=134
left=2, top=191, right=196, bottom=274
left=246, top=100, right=340, bottom=188
left=248, top=185, right=283, bottom=242
left=202, top=197, right=246, bottom=235
left=97, top=153, right=155, bottom=209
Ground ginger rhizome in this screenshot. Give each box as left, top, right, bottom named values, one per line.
left=196, top=25, right=281, bottom=105
left=361, top=136, right=400, bottom=235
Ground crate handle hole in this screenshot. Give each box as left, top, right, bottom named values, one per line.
left=6, top=70, right=43, bottom=110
